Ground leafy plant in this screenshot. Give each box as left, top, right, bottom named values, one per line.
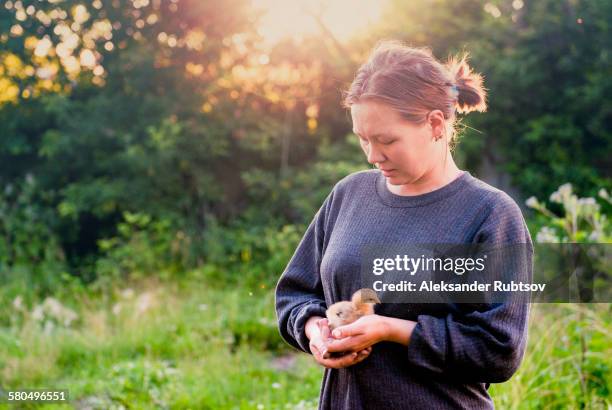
left=95, top=212, right=191, bottom=283
left=526, top=184, right=611, bottom=243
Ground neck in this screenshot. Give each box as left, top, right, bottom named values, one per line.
left=387, top=151, right=462, bottom=196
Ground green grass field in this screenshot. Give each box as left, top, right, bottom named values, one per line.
left=1, top=272, right=609, bottom=409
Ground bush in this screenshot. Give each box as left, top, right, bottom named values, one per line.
left=202, top=216, right=304, bottom=287
left=95, top=212, right=192, bottom=284
left=526, top=184, right=611, bottom=243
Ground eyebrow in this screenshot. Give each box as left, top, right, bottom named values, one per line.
left=353, top=131, right=392, bottom=140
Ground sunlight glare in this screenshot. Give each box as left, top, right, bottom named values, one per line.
left=252, top=0, right=387, bottom=45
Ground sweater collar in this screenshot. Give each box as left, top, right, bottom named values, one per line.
left=375, top=170, right=472, bottom=208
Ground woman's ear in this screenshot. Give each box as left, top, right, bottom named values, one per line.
left=426, top=110, right=446, bottom=140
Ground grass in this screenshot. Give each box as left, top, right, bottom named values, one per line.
left=0, top=275, right=322, bottom=409
left=0, top=272, right=610, bottom=409
left=490, top=303, right=611, bottom=409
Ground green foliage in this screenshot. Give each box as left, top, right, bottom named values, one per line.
left=103, top=359, right=180, bottom=408
left=95, top=212, right=191, bottom=283
left=202, top=217, right=304, bottom=288
left=192, top=134, right=366, bottom=288
left=0, top=176, right=64, bottom=269
left=490, top=304, right=611, bottom=409
left=0, top=278, right=322, bottom=409
left=0, top=176, right=69, bottom=303
left=242, top=134, right=366, bottom=225
left=1, top=0, right=259, bottom=277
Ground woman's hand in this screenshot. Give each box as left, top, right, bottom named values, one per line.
left=325, top=314, right=416, bottom=353
left=307, top=317, right=372, bottom=369
left=324, top=314, right=388, bottom=355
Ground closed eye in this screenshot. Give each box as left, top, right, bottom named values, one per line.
left=354, top=130, right=395, bottom=146
left=357, top=136, right=394, bottom=146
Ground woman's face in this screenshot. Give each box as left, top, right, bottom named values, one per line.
left=350, top=100, right=445, bottom=186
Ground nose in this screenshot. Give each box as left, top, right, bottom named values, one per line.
left=365, top=144, right=386, bottom=165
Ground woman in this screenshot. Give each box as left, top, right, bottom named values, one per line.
left=275, top=41, right=533, bottom=409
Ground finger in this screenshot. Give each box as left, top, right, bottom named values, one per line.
left=324, top=348, right=372, bottom=368
left=319, top=321, right=331, bottom=340
left=318, top=351, right=360, bottom=369
left=353, top=350, right=371, bottom=364
left=310, top=343, right=320, bottom=357
left=331, top=323, right=362, bottom=339
left=318, top=318, right=331, bottom=334
left=311, top=339, right=330, bottom=358
left=319, top=344, right=329, bottom=359
left=326, top=335, right=365, bottom=353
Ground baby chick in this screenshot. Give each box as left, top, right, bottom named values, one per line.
left=326, top=288, right=381, bottom=331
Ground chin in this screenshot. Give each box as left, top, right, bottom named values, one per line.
left=385, top=173, right=411, bottom=185
left=385, top=175, right=400, bottom=184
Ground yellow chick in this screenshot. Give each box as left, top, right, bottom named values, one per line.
left=325, top=288, right=381, bottom=331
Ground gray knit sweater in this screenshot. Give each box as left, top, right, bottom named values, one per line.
left=275, top=170, right=533, bottom=409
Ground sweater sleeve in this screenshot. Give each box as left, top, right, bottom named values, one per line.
left=274, top=190, right=334, bottom=354
left=405, top=194, right=534, bottom=383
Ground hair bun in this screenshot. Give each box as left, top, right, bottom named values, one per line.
left=447, top=53, right=487, bottom=114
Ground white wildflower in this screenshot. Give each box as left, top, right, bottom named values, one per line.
left=12, top=296, right=23, bottom=311
left=31, top=304, right=44, bottom=321
left=121, top=288, right=134, bottom=299
left=578, top=197, right=599, bottom=215
left=135, top=292, right=156, bottom=316
left=112, top=303, right=122, bottom=316
left=30, top=298, right=78, bottom=326
left=43, top=297, right=78, bottom=326
left=550, top=183, right=573, bottom=203
left=272, top=382, right=281, bottom=389
left=565, top=196, right=578, bottom=216
left=43, top=320, right=55, bottom=335
left=559, top=183, right=573, bottom=196
left=536, top=227, right=559, bottom=243
left=588, top=231, right=601, bottom=242
left=525, top=196, right=539, bottom=209
left=578, top=197, right=596, bottom=206
left=164, top=367, right=179, bottom=376
left=44, top=298, right=63, bottom=317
